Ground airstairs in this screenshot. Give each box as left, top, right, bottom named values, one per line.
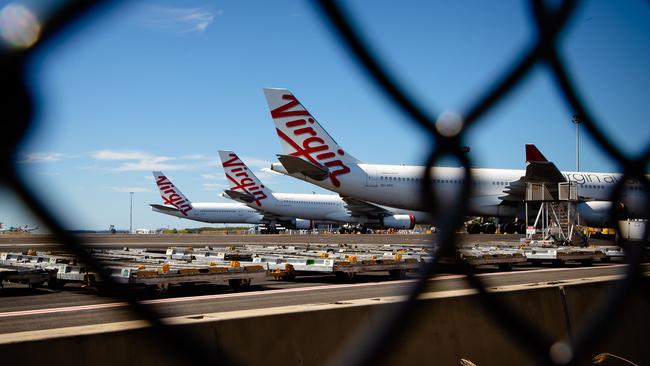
left=525, top=181, right=583, bottom=245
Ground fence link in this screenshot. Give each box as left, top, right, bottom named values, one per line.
left=0, top=0, right=647, bottom=365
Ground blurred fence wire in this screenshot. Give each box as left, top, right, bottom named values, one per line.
left=0, top=0, right=648, bottom=365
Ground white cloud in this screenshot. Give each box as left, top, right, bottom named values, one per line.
left=90, top=150, right=190, bottom=172
left=181, top=154, right=215, bottom=161
left=114, top=161, right=190, bottom=172
left=20, top=152, right=67, bottom=163
left=106, top=186, right=151, bottom=193
left=87, top=151, right=271, bottom=174
left=139, top=4, right=220, bottom=33
left=91, top=150, right=155, bottom=161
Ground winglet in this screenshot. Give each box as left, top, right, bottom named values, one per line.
left=525, top=144, right=548, bottom=163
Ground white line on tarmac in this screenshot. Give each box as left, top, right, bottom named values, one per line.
left=0, top=302, right=128, bottom=318
left=0, top=265, right=627, bottom=319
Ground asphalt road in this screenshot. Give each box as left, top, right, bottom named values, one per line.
left=0, top=264, right=637, bottom=335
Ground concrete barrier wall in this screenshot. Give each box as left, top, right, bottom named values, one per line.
left=562, top=281, right=649, bottom=365
left=0, top=279, right=646, bottom=365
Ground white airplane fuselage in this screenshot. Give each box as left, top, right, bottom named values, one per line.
left=256, top=192, right=433, bottom=224
left=263, top=87, right=646, bottom=228
left=273, top=163, right=646, bottom=220
left=152, top=202, right=266, bottom=224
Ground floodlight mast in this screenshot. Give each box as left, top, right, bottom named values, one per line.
left=572, top=114, right=581, bottom=172
left=129, top=191, right=134, bottom=234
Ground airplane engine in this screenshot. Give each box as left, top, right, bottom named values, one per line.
left=577, top=201, right=621, bottom=228
left=289, top=219, right=312, bottom=230
left=382, top=214, right=415, bottom=230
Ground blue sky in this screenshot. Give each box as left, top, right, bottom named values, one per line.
left=1, top=0, right=648, bottom=231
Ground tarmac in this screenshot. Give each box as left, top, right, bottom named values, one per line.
left=0, top=263, right=638, bottom=336
left=0, top=232, right=614, bottom=250
left=0, top=232, right=628, bottom=338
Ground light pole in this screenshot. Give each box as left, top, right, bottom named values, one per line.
left=571, top=115, right=582, bottom=227
left=129, top=191, right=134, bottom=234
left=572, top=114, right=581, bottom=172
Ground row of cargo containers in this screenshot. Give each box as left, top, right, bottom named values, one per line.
left=0, top=247, right=428, bottom=289
left=0, top=243, right=628, bottom=289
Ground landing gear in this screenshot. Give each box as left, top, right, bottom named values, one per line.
left=339, top=225, right=372, bottom=234
left=516, top=222, right=526, bottom=234
left=499, top=222, right=516, bottom=234
left=497, top=222, right=526, bottom=234
left=467, top=223, right=481, bottom=234
left=482, top=223, right=496, bottom=234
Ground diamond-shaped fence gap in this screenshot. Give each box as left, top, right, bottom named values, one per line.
left=555, top=0, right=650, bottom=158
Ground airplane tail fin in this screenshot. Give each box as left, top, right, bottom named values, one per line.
left=263, top=88, right=361, bottom=187
left=218, top=150, right=274, bottom=207
left=524, top=145, right=566, bottom=183
left=152, top=171, right=193, bottom=216
left=525, top=144, right=548, bottom=163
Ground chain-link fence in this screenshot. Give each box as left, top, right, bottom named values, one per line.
left=1, top=0, right=648, bottom=365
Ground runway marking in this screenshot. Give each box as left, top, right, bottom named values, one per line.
left=0, top=265, right=629, bottom=319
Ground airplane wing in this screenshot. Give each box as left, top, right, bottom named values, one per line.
left=21, top=225, right=38, bottom=233
left=498, top=178, right=527, bottom=202
left=340, top=196, right=392, bottom=218
left=258, top=211, right=291, bottom=223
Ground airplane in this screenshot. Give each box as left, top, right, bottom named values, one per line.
left=218, top=150, right=433, bottom=233
left=149, top=171, right=311, bottom=233
left=17, top=225, right=38, bottom=233
left=262, top=87, right=646, bottom=231
left=0, top=223, right=38, bottom=233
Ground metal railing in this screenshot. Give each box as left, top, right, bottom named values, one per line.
left=0, top=1, right=648, bottom=365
